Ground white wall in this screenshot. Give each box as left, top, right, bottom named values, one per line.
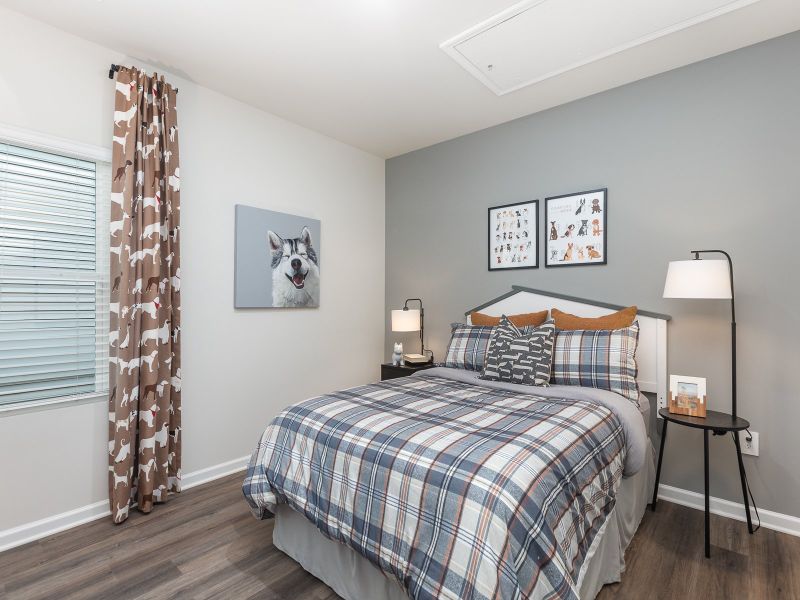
left=0, top=8, right=385, bottom=532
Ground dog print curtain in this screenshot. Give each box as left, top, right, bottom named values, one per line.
left=108, top=67, right=181, bottom=524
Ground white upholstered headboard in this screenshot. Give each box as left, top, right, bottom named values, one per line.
left=466, top=286, right=671, bottom=414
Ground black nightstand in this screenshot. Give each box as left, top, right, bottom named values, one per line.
left=651, top=408, right=753, bottom=558
left=381, top=362, right=435, bottom=381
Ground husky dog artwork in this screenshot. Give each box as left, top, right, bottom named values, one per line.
left=267, top=227, right=320, bottom=307
left=234, top=205, right=321, bottom=308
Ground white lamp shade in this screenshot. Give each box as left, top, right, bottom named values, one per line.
left=391, top=309, right=421, bottom=332
left=663, top=259, right=732, bottom=299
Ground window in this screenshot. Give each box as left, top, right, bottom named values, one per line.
left=0, top=141, right=110, bottom=408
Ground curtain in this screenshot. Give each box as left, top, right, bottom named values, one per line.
left=108, top=67, right=182, bottom=524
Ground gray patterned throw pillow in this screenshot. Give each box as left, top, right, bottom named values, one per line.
left=480, top=316, right=555, bottom=386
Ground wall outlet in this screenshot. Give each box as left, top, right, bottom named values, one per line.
left=740, top=431, right=759, bottom=456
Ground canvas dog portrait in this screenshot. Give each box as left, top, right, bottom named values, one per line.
left=234, top=205, right=321, bottom=308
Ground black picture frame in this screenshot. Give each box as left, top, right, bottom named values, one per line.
left=487, top=199, right=539, bottom=271
left=544, top=188, right=607, bottom=268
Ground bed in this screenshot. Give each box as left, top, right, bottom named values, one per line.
left=243, top=288, right=670, bottom=599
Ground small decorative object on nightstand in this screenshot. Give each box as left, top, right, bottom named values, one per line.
left=668, top=374, right=707, bottom=417
left=658, top=249, right=757, bottom=558
left=391, top=342, right=403, bottom=366
left=381, top=362, right=435, bottom=381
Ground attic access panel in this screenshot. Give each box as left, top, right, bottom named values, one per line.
left=440, top=0, right=761, bottom=95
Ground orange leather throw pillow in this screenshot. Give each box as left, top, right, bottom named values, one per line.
left=551, top=306, right=637, bottom=330
left=470, top=310, right=549, bottom=328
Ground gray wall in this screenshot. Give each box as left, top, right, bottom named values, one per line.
left=386, top=32, right=800, bottom=518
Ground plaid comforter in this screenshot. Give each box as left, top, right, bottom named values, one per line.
left=243, top=374, right=626, bottom=600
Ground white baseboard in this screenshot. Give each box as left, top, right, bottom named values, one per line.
left=4, top=467, right=796, bottom=555
left=657, top=484, right=800, bottom=538
left=0, top=501, right=111, bottom=554
left=0, top=455, right=250, bottom=554
left=181, top=455, right=250, bottom=490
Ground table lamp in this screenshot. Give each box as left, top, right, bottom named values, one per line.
left=391, top=298, right=432, bottom=364
left=663, top=250, right=736, bottom=417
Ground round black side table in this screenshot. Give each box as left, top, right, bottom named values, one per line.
left=651, top=408, right=754, bottom=558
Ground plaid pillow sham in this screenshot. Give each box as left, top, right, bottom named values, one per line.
left=442, top=321, right=551, bottom=372
left=442, top=323, right=495, bottom=371
left=551, top=322, right=640, bottom=402
left=480, top=317, right=555, bottom=386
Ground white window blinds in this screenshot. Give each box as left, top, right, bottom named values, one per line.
left=0, top=142, right=110, bottom=407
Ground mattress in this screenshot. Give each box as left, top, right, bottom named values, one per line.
left=638, top=392, right=652, bottom=438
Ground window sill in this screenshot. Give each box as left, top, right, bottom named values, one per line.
left=0, top=391, right=107, bottom=417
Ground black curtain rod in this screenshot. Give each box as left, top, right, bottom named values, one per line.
left=108, top=64, right=178, bottom=94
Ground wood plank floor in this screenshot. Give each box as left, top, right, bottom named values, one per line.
left=1, top=473, right=798, bottom=599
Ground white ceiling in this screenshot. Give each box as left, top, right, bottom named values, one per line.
left=2, top=0, right=799, bottom=158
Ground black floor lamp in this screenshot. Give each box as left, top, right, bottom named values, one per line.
left=663, top=249, right=737, bottom=416
left=662, top=249, right=758, bottom=543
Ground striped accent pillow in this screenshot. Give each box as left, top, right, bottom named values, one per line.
left=480, top=317, right=556, bottom=386
left=442, top=323, right=495, bottom=371
left=551, top=322, right=640, bottom=402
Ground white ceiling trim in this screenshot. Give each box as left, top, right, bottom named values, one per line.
left=440, top=0, right=763, bottom=96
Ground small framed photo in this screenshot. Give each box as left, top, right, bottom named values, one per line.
left=669, top=374, right=707, bottom=417
left=545, top=188, right=607, bottom=267
left=488, top=200, right=538, bottom=271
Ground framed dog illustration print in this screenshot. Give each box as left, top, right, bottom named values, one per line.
left=545, top=188, right=607, bottom=268
left=234, top=204, right=320, bottom=308
left=488, top=200, right=538, bottom=271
